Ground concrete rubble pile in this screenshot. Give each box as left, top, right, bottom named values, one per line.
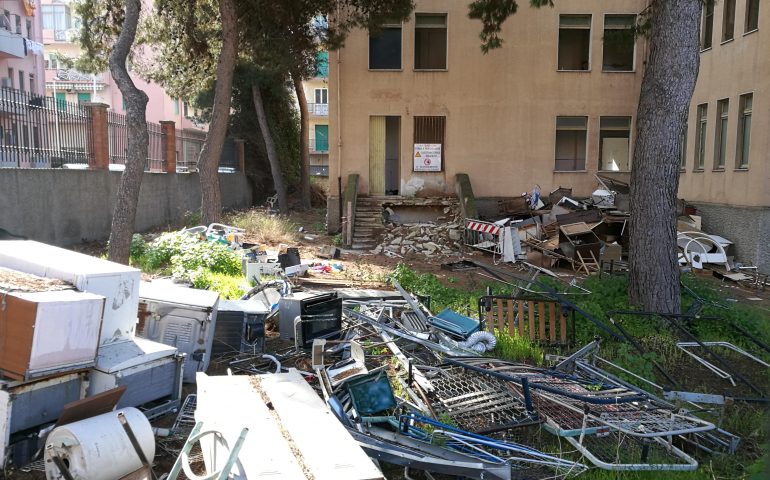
left=371, top=205, right=464, bottom=258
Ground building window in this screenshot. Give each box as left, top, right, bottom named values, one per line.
left=55, top=92, right=66, bottom=111
left=26, top=19, right=32, bottom=38
left=745, top=0, right=759, bottom=32
left=14, top=14, right=21, bottom=35
left=722, top=0, right=736, bottom=41
left=29, top=74, right=35, bottom=94
left=314, top=88, right=328, bottom=104
left=602, top=15, right=635, bottom=71
left=1, top=11, right=9, bottom=32
left=701, top=3, right=714, bottom=49
left=680, top=122, right=688, bottom=169
left=414, top=13, right=447, bottom=70
left=369, top=24, right=402, bottom=70
left=183, top=102, right=189, bottom=117
left=42, top=5, right=72, bottom=31
left=599, top=117, right=631, bottom=171
left=46, top=55, right=59, bottom=70
left=314, top=124, right=328, bottom=152
left=714, top=99, right=729, bottom=169
left=413, top=116, right=446, bottom=170
left=694, top=103, right=708, bottom=170
left=6, top=68, right=13, bottom=88
left=558, top=15, right=591, bottom=71
left=173, top=99, right=179, bottom=115
left=77, top=92, right=91, bottom=104
left=18, top=70, right=24, bottom=92
left=736, top=93, right=752, bottom=168
left=315, top=51, right=329, bottom=78
left=554, top=116, right=587, bottom=171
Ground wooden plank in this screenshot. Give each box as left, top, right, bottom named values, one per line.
left=486, top=305, right=495, bottom=332
left=507, top=299, right=515, bottom=336
left=56, top=386, right=126, bottom=427
left=548, top=302, right=556, bottom=343
left=496, top=299, right=504, bottom=332
left=538, top=301, right=546, bottom=341
left=517, top=300, right=525, bottom=338
left=527, top=301, right=536, bottom=341
left=560, top=306, right=568, bottom=344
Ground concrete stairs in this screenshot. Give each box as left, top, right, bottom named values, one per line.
left=351, top=197, right=385, bottom=250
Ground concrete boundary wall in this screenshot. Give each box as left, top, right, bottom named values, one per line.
left=691, top=202, right=770, bottom=274
left=0, top=170, right=252, bottom=246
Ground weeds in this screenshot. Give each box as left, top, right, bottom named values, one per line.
left=190, top=271, right=249, bottom=299
left=226, top=210, right=298, bottom=245
left=493, top=330, right=544, bottom=365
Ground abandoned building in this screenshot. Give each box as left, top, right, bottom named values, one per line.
left=325, top=0, right=769, bottom=272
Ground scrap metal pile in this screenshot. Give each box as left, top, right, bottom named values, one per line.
left=1, top=238, right=764, bottom=479
left=172, top=265, right=762, bottom=479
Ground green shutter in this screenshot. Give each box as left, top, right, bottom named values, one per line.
left=316, top=51, right=328, bottom=78
left=55, top=92, right=66, bottom=111
left=77, top=92, right=91, bottom=104
left=315, top=124, right=328, bottom=152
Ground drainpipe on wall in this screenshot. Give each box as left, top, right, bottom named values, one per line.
left=336, top=17, right=343, bottom=223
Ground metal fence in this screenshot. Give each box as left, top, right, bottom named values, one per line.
left=107, top=111, right=165, bottom=171
left=176, top=129, right=205, bottom=172
left=0, top=87, right=93, bottom=168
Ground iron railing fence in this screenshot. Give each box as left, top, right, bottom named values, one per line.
left=175, top=129, right=205, bottom=172
left=107, top=111, right=165, bottom=171
left=0, top=88, right=93, bottom=168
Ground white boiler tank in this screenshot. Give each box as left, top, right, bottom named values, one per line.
left=44, top=407, right=155, bottom=480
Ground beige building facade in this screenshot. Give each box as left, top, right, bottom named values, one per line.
left=328, top=0, right=769, bottom=270
left=302, top=59, right=330, bottom=176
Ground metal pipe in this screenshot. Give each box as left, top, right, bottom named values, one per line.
left=117, top=411, right=158, bottom=480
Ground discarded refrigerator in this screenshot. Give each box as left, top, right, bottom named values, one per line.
left=0, top=241, right=183, bottom=417
left=0, top=372, right=88, bottom=468
left=138, top=281, right=220, bottom=383
left=0, top=286, right=104, bottom=381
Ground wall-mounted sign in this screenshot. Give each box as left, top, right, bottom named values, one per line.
left=413, top=143, right=442, bottom=172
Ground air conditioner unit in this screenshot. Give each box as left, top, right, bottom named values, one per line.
left=1, top=78, right=12, bottom=89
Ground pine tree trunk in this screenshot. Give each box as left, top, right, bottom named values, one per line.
left=628, top=0, right=702, bottom=313
left=198, top=0, right=238, bottom=225
left=252, top=84, right=289, bottom=215
left=292, top=73, right=312, bottom=210
left=107, top=0, right=148, bottom=265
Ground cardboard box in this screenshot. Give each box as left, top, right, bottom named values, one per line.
left=0, top=290, right=105, bottom=381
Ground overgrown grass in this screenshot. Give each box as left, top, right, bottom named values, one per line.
left=190, top=271, right=249, bottom=299
left=493, top=330, right=544, bottom=365
left=226, top=210, right=298, bottom=245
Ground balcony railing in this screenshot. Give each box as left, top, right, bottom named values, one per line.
left=309, top=138, right=328, bottom=153
left=308, top=103, right=328, bottom=116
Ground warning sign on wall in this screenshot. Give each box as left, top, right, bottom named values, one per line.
left=413, top=143, right=442, bottom=172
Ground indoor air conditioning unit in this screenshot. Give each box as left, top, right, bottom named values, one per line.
left=1, top=78, right=12, bottom=88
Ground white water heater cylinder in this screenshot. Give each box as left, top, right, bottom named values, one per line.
left=44, top=407, right=155, bottom=480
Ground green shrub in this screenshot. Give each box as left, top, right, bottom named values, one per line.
left=142, top=231, right=202, bottom=271
left=136, top=231, right=242, bottom=281
left=169, top=240, right=242, bottom=281
left=129, top=234, right=147, bottom=260
left=190, top=270, right=247, bottom=299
